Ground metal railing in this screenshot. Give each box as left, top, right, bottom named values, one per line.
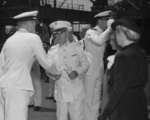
left=40, top=0, right=84, bottom=11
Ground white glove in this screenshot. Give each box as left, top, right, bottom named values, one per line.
left=107, top=18, right=115, bottom=29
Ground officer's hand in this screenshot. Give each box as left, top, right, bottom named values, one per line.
left=107, top=18, right=114, bottom=29
left=68, top=71, right=78, bottom=80
left=53, top=74, right=62, bottom=80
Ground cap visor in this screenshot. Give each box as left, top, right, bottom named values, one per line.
left=53, top=28, right=67, bottom=34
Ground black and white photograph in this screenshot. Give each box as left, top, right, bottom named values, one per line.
left=0, top=0, right=150, bottom=120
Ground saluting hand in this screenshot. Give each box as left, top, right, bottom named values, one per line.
left=107, top=18, right=114, bottom=29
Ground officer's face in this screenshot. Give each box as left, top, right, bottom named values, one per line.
left=97, top=19, right=107, bottom=30
left=55, top=29, right=68, bottom=45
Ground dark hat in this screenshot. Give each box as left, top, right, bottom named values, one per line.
left=111, top=16, right=140, bottom=33
left=109, top=11, right=118, bottom=19
left=13, top=11, right=39, bottom=23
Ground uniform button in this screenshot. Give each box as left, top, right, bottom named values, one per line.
left=64, top=56, right=66, bottom=58
left=63, top=50, right=66, bottom=51
left=65, top=64, right=67, bottom=66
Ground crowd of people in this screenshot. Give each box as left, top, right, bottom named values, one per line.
left=0, top=8, right=149, bottom=120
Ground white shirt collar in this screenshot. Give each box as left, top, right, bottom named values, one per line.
left=18, top=28, right=29, bottom=33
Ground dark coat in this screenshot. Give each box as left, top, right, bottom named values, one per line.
left=99, top=43, right=149, bottom=120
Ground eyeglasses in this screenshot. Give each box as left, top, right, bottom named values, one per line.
left=53, top=28, right=67, bottom=34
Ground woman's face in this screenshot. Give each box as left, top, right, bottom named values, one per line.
left=116, top=29, right=125, bottom=47
left=110, top=33, right=122, bottom=52
left=97, top=19, right=107, bottom=30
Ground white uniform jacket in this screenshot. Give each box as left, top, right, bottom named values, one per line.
left=47, top=42, right=90, bottom=102
left=84, top=26, right=111, bottom=78
left=0, top=29, right=58, bottom=92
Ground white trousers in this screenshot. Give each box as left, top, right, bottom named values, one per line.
left=83, top=75, right=102, bottom=120
left=56, top=99, right=84, bottom=120
left=30, top=60, right=42, bottom=106
left=0, top=88, right=30, bottom=120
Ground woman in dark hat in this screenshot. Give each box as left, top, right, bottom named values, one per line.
left=98, top=16, right=149, bottom=120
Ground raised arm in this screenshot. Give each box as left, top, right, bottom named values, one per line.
left=84, top=19, right=114, bottom=46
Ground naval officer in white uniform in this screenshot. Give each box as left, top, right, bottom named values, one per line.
left=29, top=59, right=42, bottom=111
left=83, top=10, right=114, bottom=120
left=47, top=20, right=90, bottom=120
left=0, top=11, right=60, bottom=120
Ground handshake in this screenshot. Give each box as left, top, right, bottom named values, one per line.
left=45, top=63, right=62, bottom=80
left=46, top=64, right=78, bottom=80
left=46, top=71, right=62, bottom=80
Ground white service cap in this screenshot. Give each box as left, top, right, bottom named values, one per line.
left=13, top=10, right=39, bottom=22
left=49, top=21, right=56, bottom=29
left=81, top=24, right=91, bottom=29
left=53, top=20, right=71, bottom=31
left=94, top=10, right=112, bottom=19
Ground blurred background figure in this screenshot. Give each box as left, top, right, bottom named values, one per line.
left=45, top=21, right=56, bottom=102
left=79, top=24, right=91, bottom=49
left=144, top=57, right=150, bottom=112
left=29, top=60, right=42, bottom=111
left=79, top=24, right=91, bottom=40
left=40, top=22, right=50, bottom=44
left=68, top=24, right=79, bottom=43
